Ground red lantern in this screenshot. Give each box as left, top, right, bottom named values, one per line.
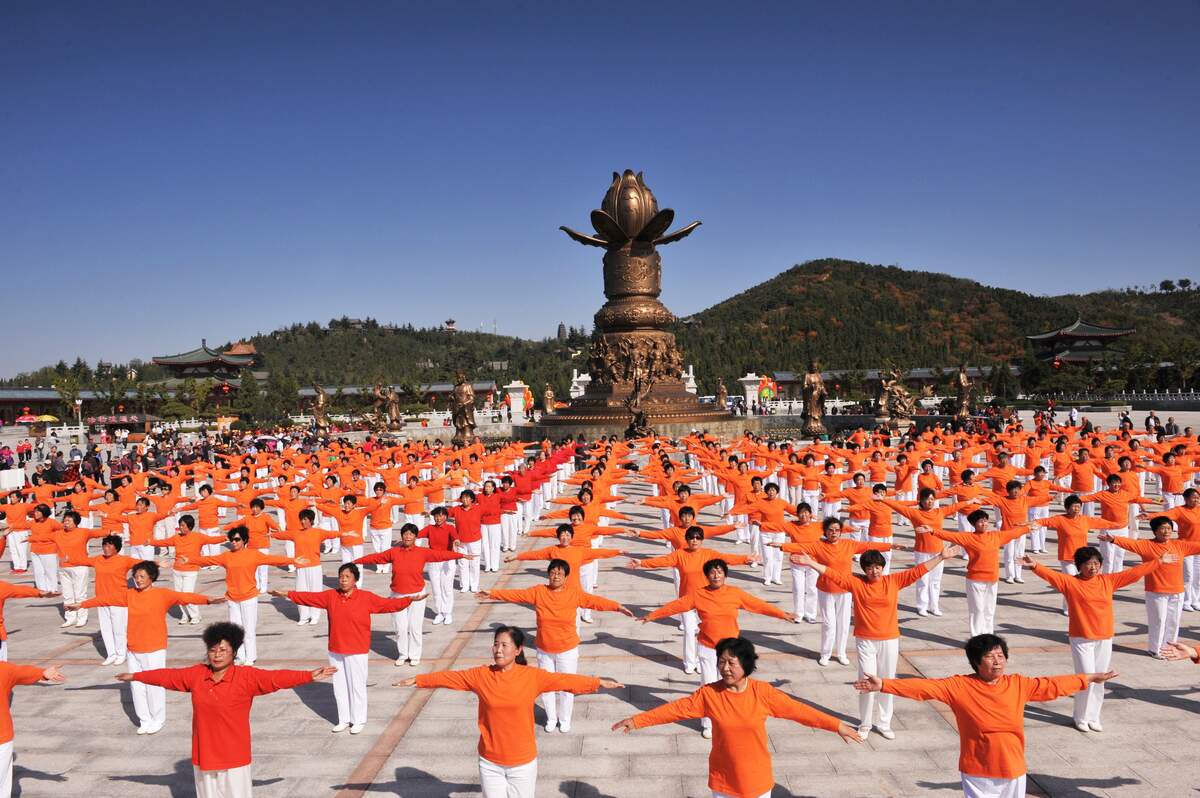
left=117, top=404, right=125, bottom=413
left=1053, top=358, right=1062, bottom=370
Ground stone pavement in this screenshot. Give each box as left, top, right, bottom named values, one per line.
left=3, top=472, right=1198, bottom=797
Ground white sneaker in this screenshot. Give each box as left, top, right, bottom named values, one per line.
left=1074, top=721, right=1090, bottom=733
left=144, top=722, right=163, bottom=735
left=876, top=727, right=896, bottom=740
left=113, top=656, right=126, bottom=666
left=408, top=660, right=419, bottom=667
left=432, top=614, right=445, bottom=625
left=1088, top=722, right=1103, bottom=732
left=189, top=618, right=200, bottom=625
left=61, top=620, right=74, bottom=628
left=75, top=618, right=87, bottom=627
left=102, top=655, right=116, bottom=665
left=930, top=609, right=943, bottom=616
left=349, top=724, right=365, bottom=735
left=136, top=725, right=149, bottom=735
left=545, top=722, right=556, bottom=733
left=1013, top=577, right=1024, bottom=584
left=443, top=617, right=453, bottom=625
left=684, top=665, right=698, bottom=674
left=701, top=727, right=712, bottom=739
left=857, top=726, right=871, bottom=741
left=836, top=655, right=850, bottom=666
left=558, top=724, right=571, bottom=733
left=177, top=618, right=188, bottom=625
left=395, top=658, right=407, bottom=667
left=817, top=657, right=830, bottom=667
left=917, top=609, right=929, bottom=617
left=331, top=722, right=350, bottom=733
left=580, top=615, right=593, bottom=624
left=1003, top=577, right=1015, bottom=584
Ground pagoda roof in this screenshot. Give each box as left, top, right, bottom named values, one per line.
left=1026, top=318, right=1135, bottom=341
left=152, top=343, right=256, bottom=368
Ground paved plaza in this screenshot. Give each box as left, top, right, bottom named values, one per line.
left=3, top=461, right=1199, bottom=798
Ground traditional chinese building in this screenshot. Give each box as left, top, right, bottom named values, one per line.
left=151, top=340, right=259, bottom=380
left=1025, top=318, right=1135, bottom=365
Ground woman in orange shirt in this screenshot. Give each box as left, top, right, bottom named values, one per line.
left=73, top=560, right=224, bottom=734
left=613, top=636, right=859, bottom=798
left=855, top=633, right=1113, bottom=798
left=479, top=560, right=633, bottom=733
left=119, top=621, right=335, bottom=798
left=0, top=661, right=66, bottom=796
left=396, top=625, right=622, bottom=798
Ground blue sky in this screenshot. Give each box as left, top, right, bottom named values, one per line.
left=3, top=2, right=1197, bottom=377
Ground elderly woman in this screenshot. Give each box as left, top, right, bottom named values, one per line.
left=118, top=622, right=334, bottom=798
left=854, top=633, right=1115, bottom=798
left=613, top=637, right=859, bottom=798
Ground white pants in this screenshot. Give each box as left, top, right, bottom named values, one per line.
left=31, top=552, right=58, bottom=592
left=856, top=637, right=898, bottom=730
left=818, top=591, right=852, bottom=660
left=1059, top=561, right=1079, bottom=613
left=966, top=580, right=997, bottom=636
left=0, top=641, right=6, bottom=661
left=790, top=565, right=817, bottom=620
left=482, top=523, right=502, bottom=571
left=173, top=571, right=202, bottom=622
left=761, top=532, right=785, bottom=582
left=60, top=565, right=89, bottom=624
left=194, top=763, right=253, bottom=798
left=1069, top=637, right=1111, bottom=724
left=6, top=531, right=29, bottom=571
left=391, top=590, right=426, bottom=662
left=129, top=648, right=167, bottom=727
left=913, top=551, right=945, bottom=614
left=458, top=540, right=482, bottom=592
left=0, top=741, right=10, bottom=798
left=99, top=605, right=128, bottom=659
left=128, top=544, right=155, bottom=562
left=369, top=528, right=392, bottom=572
left=1029, top=506, right=1049, bottom=551
left=1099, top=527, right=1128, bottom=574
left=519, top=500, right=535, bottom=533
left=698, top=644, right=718, bottom=732
left=1001, top=534, right=1027, bottom=581
left=429, top=559, right=456, bottom=616
left=536, top=647, right=579, bottom=729
left=713, top=791, right=770, bottom=798
left=961, top=773, right=1025, bottom=798
left=681, top=609, right=700, bottom=671
left=228, top=597, right=259, bottom=662
left=255, top=547, right=271, bottom=593
left=1145, top=592, right=1183, bottom=656
left=479, top=756, right=536, bottom=798
left=329, top=651, right=369, bottom=726
left=1183, top=555, right=1200, bottom=607
left=296, top=566, right=324, bottom=622
left=500, top=513, right=518, bottom=551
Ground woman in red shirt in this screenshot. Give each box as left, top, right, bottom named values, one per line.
left=613, top=637, right=858, bottom=798
left=119, top=621, right=335, bottom=798
left=396, top=625, right=622, bottom=798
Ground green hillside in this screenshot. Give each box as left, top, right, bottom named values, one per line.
left=672, top=259, right=1199, bottom=394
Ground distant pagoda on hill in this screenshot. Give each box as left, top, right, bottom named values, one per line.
left=1026, top=318, right=1134, bottom=364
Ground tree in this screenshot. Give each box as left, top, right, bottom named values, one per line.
left=264, top=370, right=299, bottom=420
left=1160, top=279, right=1177, bottom=292
left=1179, top=278, right=1193, bottom=291
left=51, top=375, right=82, bottom=419
left=92, top=374, right=132, bottom=414
left=989, top=360, right=1019, bottom=402
left=232, top=369, right=262, bottom=419
left=193, top=378, right=215, bottom=417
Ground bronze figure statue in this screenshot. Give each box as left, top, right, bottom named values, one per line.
left=550, top=170, right=729, bottom=430
left=311, top=382, right=330, bottom=432
left=450, top=372, right=476, bottom=445
left=955, top=364, right=973, bottom=419
left=877, top=368, right=916, bottom=420
left=716, top=379, right=729, bottom=410
left=542, top=384, right=556, bottom=415
left=800, top=361, right=828, bottom=438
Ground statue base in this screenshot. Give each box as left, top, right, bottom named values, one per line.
left=537, top=378, right=731, bottom=429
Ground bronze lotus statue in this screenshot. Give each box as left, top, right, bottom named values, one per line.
left=545, top=170, right=730, bottom=430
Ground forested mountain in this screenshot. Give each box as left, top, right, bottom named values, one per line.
left=673, top=259, right=1199, bottom=394
left=6, top=260, right=1196, bottom=401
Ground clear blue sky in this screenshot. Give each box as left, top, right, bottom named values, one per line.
left=3, top=2, right=1197, bottom=377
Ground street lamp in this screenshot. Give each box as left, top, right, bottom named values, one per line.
left=74, top=398, right=83, bottom=426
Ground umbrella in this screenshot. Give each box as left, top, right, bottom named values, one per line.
left=36, top=414, right=59, bottom=422
left=15, top=414, right=37, bottom=423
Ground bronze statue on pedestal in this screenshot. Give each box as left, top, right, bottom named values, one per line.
left=311, top=382, right=330, bottom=432
left=955, top=364, right=974, bottom=419
left=450, top=372, right=476, bottom=445
left=553, top=170, right=730, bottom=431
left=801, top=361, right=828, bottom=438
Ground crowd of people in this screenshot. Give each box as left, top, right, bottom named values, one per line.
left=0, top=413, right=1197, bottom=797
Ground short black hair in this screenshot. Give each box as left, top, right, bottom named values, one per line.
left=684, top=525, right=705, bottom=542
left=1073, top=546, right=1102, bottom=570
left=250, top=498, right=265, bottom=510
left=1149, top=515, right=1174, bottom=533
left=966, top=509, right=989, bottom=526
left=102, top=534, right=123, bottom=551
left=556, top=524, right=574, bottom=539
left=399, top=523, right=419, bottom=536
left=1064, top=494, right=1082, bottom=508
left=132, top=560, right=159, bottom=582
left=703, top=558, right=729, bottom=577
left=338, top=562, right=360, bottom=580
left=547, top=558, right=571, bottom=577
left=227, top=526, right=250, bottom=544
left=714, top=636, right=758, bottom=676
left=299, top=508, right=316, bottom=524
left=965, top=633, right=1008, bottom=673
left=203, top=621, right=245, bottom=654
left=859, top=549, right=886, bottom=570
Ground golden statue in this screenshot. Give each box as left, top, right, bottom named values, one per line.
left=716, top=380, right=728, bottom=410
left=311, top=382, right=330, bottom=432
left=955, top=364, right=974, bottom=419
left=877, top=368, right=916, bottom=420
left=542, top=384, right=556, bottom=415
left=450, top=372, right=476, bottom=444
left=801, top=361, right=828, bottom=438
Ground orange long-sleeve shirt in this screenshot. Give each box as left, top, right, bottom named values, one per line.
left=631, top=679, right=841, bottom=798
left=930, top=527, right=1028, bottom=582
left=882, top=674, right=1089, bottom=778
left=646, top=585, right=790, bottom=649
left=635, top=524, right=737, bottom=549
left=823, top=563, right=930, bottom=640
left=781, top=538, right=891, bottom=594
left=133, top=663, right=312, bottom=771
left=195, top=549, right=293, bottom=601
left=415, top=665, right=600, bottom=766
left=514, top=546, right=620, bottom=590
left=1078, top=488, right=1155, bottom=525
left=881, top=499, right=976, bottom=553
left=1109, top=537, right=1200, bottom=594
left=638, top=547, right=753, bottom=597
left=1162, top=504, right=1200, bottom=541
left=177, top=496, right=233, bottom=529
left=158, top=532, right=228, bottom=573
left=1029, top=560, right=1158, bottom=638
left=222, top=512, right=281, bottom=550
left=82, top=586, right=211, bottom=653
left=81, top=553, right=141, bottom=602
left=27, top=518, right=65, bottom=555
left=54, top=526, right=109, bottom=565
left=274, top=526, right=340, bottom=562
left=1039, top=513, right=1124, bottom=563
left=0, top=663, right=46, bottom=744
left=489, top=585, right=621, bottom=653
